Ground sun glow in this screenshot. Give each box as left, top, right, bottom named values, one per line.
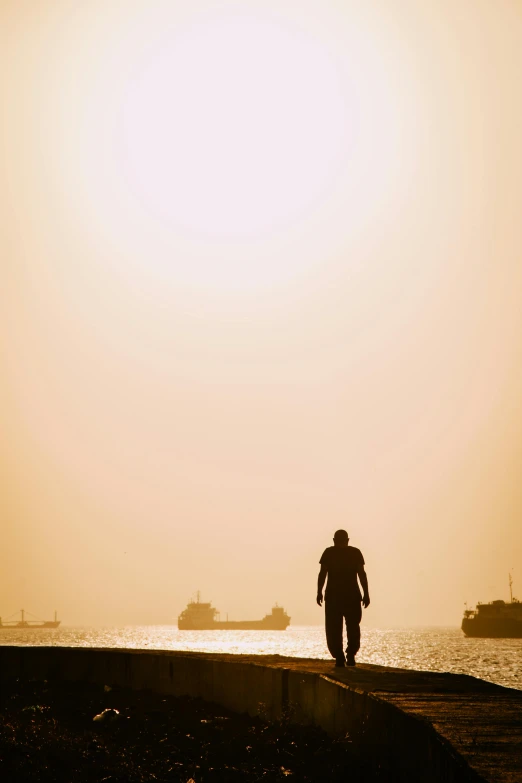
left=39, top=3, right=406, bottom=291
left=123, top=17, right=348, bottom=238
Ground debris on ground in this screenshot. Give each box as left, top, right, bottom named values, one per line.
left=0, top=679, right=390, bottom=781
left=93, top=708, right=120, bottom=723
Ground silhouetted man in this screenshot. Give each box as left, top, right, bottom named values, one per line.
left=317, top=529, right=370, bottom=667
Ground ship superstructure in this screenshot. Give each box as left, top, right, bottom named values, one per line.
left=178, top=593, right=290, bottom=630
left=462, top=575, right=522, bottom=638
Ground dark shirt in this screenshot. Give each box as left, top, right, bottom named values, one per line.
left=320, top=546, right=364, bottom=601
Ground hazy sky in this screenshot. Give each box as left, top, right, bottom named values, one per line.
left=2, top=0, right=522, bottom=628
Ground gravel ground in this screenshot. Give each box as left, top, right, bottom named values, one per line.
left=0, top=679, right=389, bottom=782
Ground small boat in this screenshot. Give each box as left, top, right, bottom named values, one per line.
left=178, top=593, right=290, bottom=630
left=462, top=575, right=522, bottom=638
left=0, top=609, right=61, bottom=630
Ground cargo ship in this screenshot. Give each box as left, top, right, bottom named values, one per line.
left=178, top=594, right=290, bottom=630
left=0, top=610, right=60, bottom=630
left=462, top=575, right=522, bottom=638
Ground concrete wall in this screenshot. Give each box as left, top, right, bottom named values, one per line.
left=0, top=647, right=483, bottom=783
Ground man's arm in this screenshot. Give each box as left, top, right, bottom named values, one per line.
left=357, top=564, right=370, bottom=608
left=317, top=564, right=327, bottom=606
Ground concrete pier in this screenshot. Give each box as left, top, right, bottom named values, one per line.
left=1, top=647, right=520, bottom=782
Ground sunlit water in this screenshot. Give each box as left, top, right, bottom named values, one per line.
left=2, top=626, right=521, bottom=691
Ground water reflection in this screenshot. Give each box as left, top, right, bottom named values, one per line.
left=1, top=626, right=521, bottom=691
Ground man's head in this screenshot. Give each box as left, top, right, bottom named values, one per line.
left=333, top=529, right=349, bottom=547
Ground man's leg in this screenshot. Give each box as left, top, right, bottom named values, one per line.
left=344, top=600, right=362, bottom=665
left=325, top=600, right=345, bottom=664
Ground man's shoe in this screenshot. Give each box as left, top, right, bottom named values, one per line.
left=335, top=658, right=345, bottom=668
left=346, top=654, right=356, bottom=667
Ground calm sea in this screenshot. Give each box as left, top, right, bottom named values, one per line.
left=1, top=626, right=521, bottom=691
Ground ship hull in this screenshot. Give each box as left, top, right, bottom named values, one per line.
left=178, top=619, right=289, bottom=631
left=0, top=622, right=60, bottom=630
left=462, top=618, right=522, bottom=638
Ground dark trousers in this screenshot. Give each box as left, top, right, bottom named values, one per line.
left=325, top=597, right=362, bottom=660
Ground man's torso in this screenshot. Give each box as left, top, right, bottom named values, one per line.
left=320, top=546, right=364, bottom=602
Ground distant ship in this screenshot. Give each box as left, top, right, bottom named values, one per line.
left=0, top=609, right=61, bottom=630
left=178, top=593, right=290, bottom=630
left=462, top=575, right=522, bottom=638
